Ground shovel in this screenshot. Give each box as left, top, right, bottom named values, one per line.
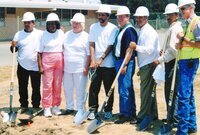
left=158, top=52, right=179, bottom=135
left=73, top=93, right=88, bottom=125
left=87, top=44, right=135, bottom=134
left=3, top=43, right=17, bottom=123
left=73, top=68, right=97, bottom=125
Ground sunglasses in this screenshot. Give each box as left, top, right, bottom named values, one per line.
left=180, top=5, right=191, bottom=11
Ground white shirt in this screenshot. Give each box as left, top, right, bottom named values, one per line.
left=158, top=21, right=183, bottom=63
left=63, top=30, right=89, bottom=73
left=89, top=22, right=118, bottom=68
left=136, top=23, right=160, bottom=68
left=38, top=29, right=64, bottom=52
left=13, top=28, right=42, bottom=71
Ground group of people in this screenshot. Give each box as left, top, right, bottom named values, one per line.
left=10, top=0, right=200, bottom=134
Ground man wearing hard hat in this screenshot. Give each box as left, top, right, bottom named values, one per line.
left=88, top=5, right=118, bottom=120
left=130, top=6, right=160, bottom=131
left=176, top=0, right=200, bottom=134
left=154, top=3, right=182, bottom=125
left=113, top=6, right=137, bottom=125
left=10, top=12, right=43, bottom=114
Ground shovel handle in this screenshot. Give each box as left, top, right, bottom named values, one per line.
left=98, top=46, right=133, bottom=113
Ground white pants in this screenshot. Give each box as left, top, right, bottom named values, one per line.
left=63, top=72, right=87, bottom=110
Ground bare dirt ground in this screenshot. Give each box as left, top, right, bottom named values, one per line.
left=0, top=65, right=200, bottom=135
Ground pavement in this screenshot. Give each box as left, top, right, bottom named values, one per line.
left=0, top=41, right=15, bottom=67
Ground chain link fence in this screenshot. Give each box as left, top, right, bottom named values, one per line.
left=0, top=17, right=168, bottom=41
left=1, top=12, right=200, bottom=41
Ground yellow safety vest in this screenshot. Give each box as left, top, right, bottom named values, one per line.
left=179, top=16, right=200, bottom=60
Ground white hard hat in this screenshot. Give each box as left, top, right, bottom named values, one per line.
left=164, top=3, right=179, bottom=14
left=134, top=6, right=149, bottom=17
left=178, top=0, right=196, bottom=8
left=116, top=6, right=130, bottom=16
left=71, top=13, right=85, bottom=23
left=22, top=12, right=35, bottom=22
left=46, top=13, right=59, bottom=22
left=96, top=5, right=111, bottom=14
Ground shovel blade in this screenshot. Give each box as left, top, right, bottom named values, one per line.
left=3, top=112, right=17, bottom=123
left=158, top=124, right=173, bottom=135
left=9, top=112, right=17, bottom=123
left=87, top=118, right=103, bottom=134
left=74, top=110, right=90, bottom=125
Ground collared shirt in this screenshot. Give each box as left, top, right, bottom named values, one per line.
left=115, top=23, right=137, bottom=57
left=13, top=28, right=43, bottom=71
left=158, top=21, right=183, bottom=63
left=89, top=22, right=118, bottom=68
left=136, top=23, right=160, bottom=68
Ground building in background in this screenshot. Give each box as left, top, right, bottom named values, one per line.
left=0, top=0, right=120, bottom=41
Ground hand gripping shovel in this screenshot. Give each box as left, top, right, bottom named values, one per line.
left=3, top=43, right=17, bottom=123
left=158, top=52, right=179, bottom=135
left=87, top=44, right=135, bottom=134
left=73, top=68, right=97, bottom=125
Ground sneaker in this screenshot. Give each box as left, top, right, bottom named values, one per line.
left=52, top=106, right=62, bottom=115
left=87, top=112, right=96, bottom=120
left=44, top=108, right=52, bottom=117
left=104, top=112, right=112, bottom=120
left=130, top=116, right=138, bottom=124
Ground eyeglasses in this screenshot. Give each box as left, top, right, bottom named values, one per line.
left=180, top=5, right=190, bottom=11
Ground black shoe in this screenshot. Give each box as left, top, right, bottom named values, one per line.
left=130, top=116, right=138, bottom=124
left=114, top=115, right=131, bottom=124
left=136, top=115, right=153, bottom=131
left=188, top=128, right=197, bottom=134
left=62, top=109, right=75, bottom=115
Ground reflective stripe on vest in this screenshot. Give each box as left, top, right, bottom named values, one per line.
left=179, top=16, right=200, bottom=60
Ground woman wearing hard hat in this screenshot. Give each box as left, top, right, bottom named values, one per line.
left=37, top=13, right=65, bottom=117
left=63, top=13, right=90, bottom=115
left=176, top=0, right=200, bottom=134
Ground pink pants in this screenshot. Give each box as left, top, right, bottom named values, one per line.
left=42, top=52, right=63, bottom=108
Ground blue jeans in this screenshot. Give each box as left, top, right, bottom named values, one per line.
left=177, top=58, right=199, bottom=135
left=115, top=59, right=136, bottom=117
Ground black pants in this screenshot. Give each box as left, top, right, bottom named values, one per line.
left=89, top=67, right=116, bottom=113
left=17, top=64, right=41, bottom=108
